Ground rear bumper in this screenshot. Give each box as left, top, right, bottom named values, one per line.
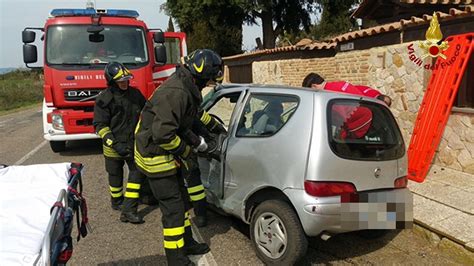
left=284, top=188, right=413, bottom=237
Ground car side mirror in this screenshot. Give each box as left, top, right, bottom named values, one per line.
left=154, top=45, right=167, bottom=65
left=153, top=31, right=165, bottom=44
left=23, top=44, right=38, bottom=63
left=22, top=30, right=36, bottom=43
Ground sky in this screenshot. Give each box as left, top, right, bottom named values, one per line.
left=0, top=0, right=262, bottom=68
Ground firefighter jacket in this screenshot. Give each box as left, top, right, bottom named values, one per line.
left=93, top=85, right=146, bottom=159
left=135, top=65, right=202, bottom=178
left=198, top=110, right=225, bottom=134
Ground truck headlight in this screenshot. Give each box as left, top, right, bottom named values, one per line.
left=52, top=114, right=64, bottom=130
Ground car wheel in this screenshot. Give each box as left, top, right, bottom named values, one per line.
left=50, top=141, right=66, bottom=153
left=356, top=229, right=390, bottom=239
left=250, top=200, right=307, bottom=265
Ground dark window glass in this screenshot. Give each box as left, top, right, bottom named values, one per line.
left=328, top=99, right=405, bottom=161
left=454, top=54, right=473, bottom=108
left=162, top=37, right=181, bottom=65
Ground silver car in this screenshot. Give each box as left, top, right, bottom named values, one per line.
left=198, top=84, right=413, bottom=264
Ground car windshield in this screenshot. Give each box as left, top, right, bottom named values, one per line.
left=46, top=25, right=148, bottom=68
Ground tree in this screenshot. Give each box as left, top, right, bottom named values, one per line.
left=167, top=17, right=175, bottom=32
left=243, top=0, right=316, bottom=49
left=311, top=0, right=359, bottom=40
left=164, top=0, right=246, bottom=56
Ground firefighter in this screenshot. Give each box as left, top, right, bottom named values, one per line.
left=302, top=72, right=392, bottom=106
left=93, top=62, right=146, bottom=224
left=134, top=49, right=223, bottom=265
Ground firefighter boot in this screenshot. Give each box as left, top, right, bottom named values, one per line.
left=193, top=197, right=208, bottom=228
left=120, top=211, right=144, bottom=224
left=165, top=249, right=194, bottom=266
left=111, top=196, right=123, bottom=211
left=121, top=191, right=144, bottom=224
left=183, top=226, right=210, bottom=255
left=194, top=216, right=207, bottom=228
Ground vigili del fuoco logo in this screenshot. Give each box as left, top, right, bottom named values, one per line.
left=407, top=12, right=461, bottom=70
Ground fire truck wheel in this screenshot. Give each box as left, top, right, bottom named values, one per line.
left=50, top=141, right=66, bottom=153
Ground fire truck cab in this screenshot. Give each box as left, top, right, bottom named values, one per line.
left=22, top=7, right=187, bottom=152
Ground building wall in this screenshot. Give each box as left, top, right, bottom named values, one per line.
left=251, top=42, right=474, bottom=174
left=253, top=50, right=371, bottom=87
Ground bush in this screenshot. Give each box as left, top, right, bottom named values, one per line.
left=0, top=69, right=43, bottom=111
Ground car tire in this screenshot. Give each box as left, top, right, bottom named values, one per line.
left=250, top=200, right=307, bottom=265
left=50, top=141, right=66, bottom=153
left=356, top=229, right=390, bottom=239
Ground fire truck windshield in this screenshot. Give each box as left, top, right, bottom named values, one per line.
left=46, top=25, right=148, bottom=69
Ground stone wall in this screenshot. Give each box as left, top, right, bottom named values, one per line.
left=365, top=44, right=429, bottom=148
left=253, top=50, right=371, bottom=87
left=435, top=113, right=474, bottom=173
left=249, top=42, right=474, bottom=174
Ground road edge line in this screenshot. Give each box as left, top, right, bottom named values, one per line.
left=14, top=140, right=47, bottom=165
left=191, top=222, right=218, bottom=266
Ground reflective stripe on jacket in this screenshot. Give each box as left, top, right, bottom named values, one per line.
left=134, top=65, right=201, bottom=177
left=93, top=86, right=146, bottom=159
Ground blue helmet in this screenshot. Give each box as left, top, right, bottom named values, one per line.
left=184, top=49, right=223, bottom=83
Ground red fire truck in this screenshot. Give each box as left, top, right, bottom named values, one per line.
left=22, top=7, right=186, bottom=152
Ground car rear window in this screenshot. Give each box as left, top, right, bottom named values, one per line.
left=327, top=99, right=405, bottom=161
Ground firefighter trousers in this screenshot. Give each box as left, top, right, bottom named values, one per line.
left=147, top=173, right=195, bottom=266
left=105, top=157, right=145, bottom=212
left=184, top=154, right=207, bottom=218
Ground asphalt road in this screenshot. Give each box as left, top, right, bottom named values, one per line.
left=0, top=106, right=461, bottom=265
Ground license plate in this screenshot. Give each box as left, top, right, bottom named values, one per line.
left=340, top=191, right=413, bottom=230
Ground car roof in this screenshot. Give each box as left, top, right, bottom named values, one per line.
left=216, top=83, right=315, bottom=92
left=214, top=83, right=377, bottom=101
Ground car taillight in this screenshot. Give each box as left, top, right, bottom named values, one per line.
left=394, top=176, right=408, bottom=188
left=304, top=181, right=356, bottom=197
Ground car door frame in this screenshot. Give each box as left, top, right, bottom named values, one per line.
left=200, top=87, right=249, bottom=204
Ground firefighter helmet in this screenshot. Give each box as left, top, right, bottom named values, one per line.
left=104, top=62, right=133, bottom=85
left=184, top=49, right=224, bottom=83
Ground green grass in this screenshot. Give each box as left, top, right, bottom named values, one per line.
left=0, top=69, right=43, bottom=111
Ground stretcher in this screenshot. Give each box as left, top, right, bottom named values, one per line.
left=408, top=33, right=473, bottom=182
left=0, top=163, right=89, bottom=265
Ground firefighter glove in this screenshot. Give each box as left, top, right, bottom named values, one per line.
left=199, top=135, right=220, bottom=161
left=113, top=142, right=131, bottom=157
left=196, top=136, right=208, bottom=152
left=212, top=123, right=227, bottom=134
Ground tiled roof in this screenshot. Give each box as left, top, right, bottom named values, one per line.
left=400, top=4, right=473, bottom=25
left=331, top=21, right=401, bottom=42
left=399, top=0, right=472, bottom=4
left=223, top=39, right=335, bottom=60
left=223, top=6, right=473, bottom=60
left=352, top=0, right=471, bottom=19
left=335, top=6, right=473, bottom=42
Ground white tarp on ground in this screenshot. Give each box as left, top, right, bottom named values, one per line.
left=0, top=163, right=71, bottom=266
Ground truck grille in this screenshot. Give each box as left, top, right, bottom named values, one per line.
left=64, top=89, right=102, bottom=102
